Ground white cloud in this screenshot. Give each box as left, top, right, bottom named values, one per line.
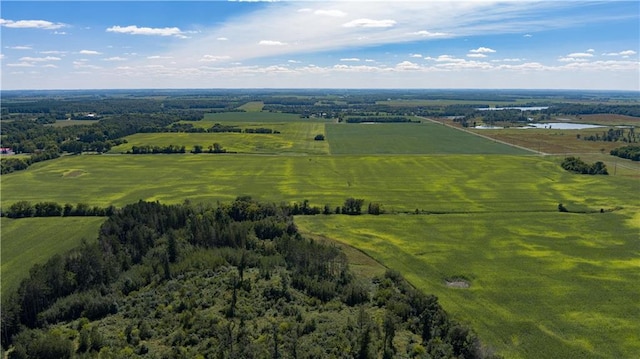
left=566, top=52, right=593, bottom=58
left=365, top=59, right=375, bottom=62
left=395, top=61, right=421, bottom=70
left=410, top=30, right=447, bottom=37
left=0, top=18, right=66, bottom=30
left=587, top=49, right=595, bottom=53
left=42, top=64, right=58, bottom=68
left=343, top=19, right=396, bottom=28
left=523, top=34, right=532, bottom=38
left=603, top=50, right=637, bottom=56
left=0, top=54, right=4, bottom=60
left=492, top=58, right=522, bottom=62
left=259, top=40, right=287, bottom=46
left=147, top=55, right=174, bottom=59
left=106, top=25, right=187, bottom=38
left=7, top=62, right=36, bottom=67
left=79, top=50, right=102, bottom=55
left=410, top=53, right=423, bottom=58
left=7, top=45, right=32, bottom=50
left=217, top=37, right=228, bottom=41
left=19, top=56, right=61, bottom=62
left=467, top=53, right=487, bottom=58
left=340, top=58, right=360, bottom=62
left=470, top=47, right=496, bottom=53
left=53, top=31, right=67, bottom=35
left=199, top=55, right=231, bottom=62
left=314, top=10, right=346, bottom=17
left=288, top=60, right=301, bottom=63
left=103, top=57, right=127, bottom=61
left=40, top=50, right=67, bottom=54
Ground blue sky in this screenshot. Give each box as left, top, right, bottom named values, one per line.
left=1, top=1, right=639, bottom=90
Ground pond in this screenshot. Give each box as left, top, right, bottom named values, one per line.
left=476, top=106, right=549, bottom=111
left=524, top=123, right=604, bottom=130
left=474, top=122, right=605, bottom=130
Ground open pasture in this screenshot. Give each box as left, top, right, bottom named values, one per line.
left=0, top=216, right=105, bottom=299
left=295, top=210, right=640, bottom=359
left=2, top=153, right=635, bottom=215
left=327, top=122, right=533, bottom=155
left=109, top=122, right=329, bottom=155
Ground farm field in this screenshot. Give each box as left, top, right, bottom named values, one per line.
left=295, top=210, right=640, bottom=359
left=327, top=122, right=533, bottom=155
left=0, top=216, right=106, bottom=299
left=3, top=154, right=634, bottom=214
left=109, top=121, right=329, bottom=155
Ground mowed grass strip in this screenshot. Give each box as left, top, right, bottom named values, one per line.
left=326, top=122, right=533, bottom=155
left=2, top=154, right=635, bottom=214
left=1, top=217, right=105, bottom=299
left=294, top=212, right=640, bottom=359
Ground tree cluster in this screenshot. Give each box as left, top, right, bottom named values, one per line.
left=610, top=145, right=640, bottom=161
left=561, top=156, right=608, bottom=175
left=345, top=116, right=418, bottom=124
left=3, top=201, right=115, bottom=218
left=581, top=128, right=637, bottom=143
left=2, top=198, right=489, bottom=358
left=127, top=145, right=186, bottom=154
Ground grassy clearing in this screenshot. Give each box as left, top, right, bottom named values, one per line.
left=236, top=101, right=264, bottom=112
left=46, top=119, right=99, bottom=128
left=295, top=211, right=640, bottom=359
left=0, top=216, right=105, bottom=298
left=327, top=122, right=533, bottom=155
left=109, top=122, right=328, bottom=155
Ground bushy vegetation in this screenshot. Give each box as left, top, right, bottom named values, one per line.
left=561, top=156, right=608, bottom=175
left=610, top=145, right=640, bottom=161
left=1, top=198, right=488, bottom=358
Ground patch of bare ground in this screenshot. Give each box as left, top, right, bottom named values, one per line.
left=63, top=169, right=86, bottom=178
left=445, top=280, right=470, bottom=289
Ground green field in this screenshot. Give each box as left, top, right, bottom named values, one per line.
left=295, top=212, right=640, bottom=359
left=3, top=154, right=632, bottom=214
left=327, top=122, right=533, bottom=154
left=111, top=121, right=328, bottom=155
left=1, top=216, right=106, bottom=298
left=2, top=105, right=639, bottom=358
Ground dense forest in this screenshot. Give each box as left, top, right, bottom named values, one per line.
left=1, top=198, right=492, bottom=358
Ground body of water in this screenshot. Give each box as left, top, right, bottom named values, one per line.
left=476, top=106, right=549, bottom=111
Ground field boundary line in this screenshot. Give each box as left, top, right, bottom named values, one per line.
left=417, top=116, right=545, bottom=155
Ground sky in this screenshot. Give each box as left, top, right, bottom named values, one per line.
left=1, top=1, right=639, bottom=90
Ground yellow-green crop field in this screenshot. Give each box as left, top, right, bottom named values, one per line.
left=0, top=217, right=106, bottom=299
left=295, top=211, right=640, bottom=359
left=2, top=113, right=638, bottom=358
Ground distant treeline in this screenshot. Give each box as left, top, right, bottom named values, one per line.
left=580, top=128, right=637, bottom=143
left=3, top=201, right=114, bottom=218
left=1, top=197, right=487, bottom=358
left=610, top=145, right=640, bottom=161
left=344, top=116, right=418, bottom=124
left=544, top=103, right=640, bottom=117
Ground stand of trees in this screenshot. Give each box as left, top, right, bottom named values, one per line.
left=610, top=145, right=640, bottom=161
left=1, top=198, right=490, bottom=358
left=582, top=128, right=637, bottom=143
left=561, top=157, right=608, bottom=175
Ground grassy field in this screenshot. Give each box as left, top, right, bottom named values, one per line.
left=5, top=154, right=634, bottom=214
left=236, top=101, right=264, bottom=112
left=295, top=210, right=640, bottom=359
left=109, top=122, right=329, bottom=155
left=1, top=216, right=106, bottom=299
left=2, top=106, right=639, bottom=358
left=327, top=122, right=533, bottom=155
